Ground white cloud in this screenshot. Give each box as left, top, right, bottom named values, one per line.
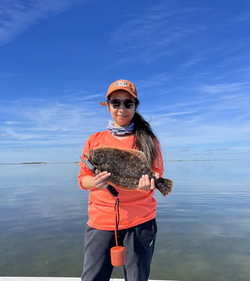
left=201, top=83, right=249, bottom=94
left=182, top=58, right=202, bottom=68
left=233, top=12, right=250, bottom=23
left=109, top=2, right=205, bottom=64
left=137, top=79, right=250, bottom=149
left=161, top=111, right=197, bottom=117
left=0, top=0, right=84, bottom=46
left=137, top=73, right=174, bottom=88
left=1, top=88, right=250, bottom=161
left=0, top=97, right=110, bottom=150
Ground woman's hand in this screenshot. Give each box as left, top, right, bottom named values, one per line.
left=138, top=172, right=160, bottom=191
left=93, top=171, right=111, bottom=190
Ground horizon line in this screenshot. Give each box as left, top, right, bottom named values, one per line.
left=0, top=159, right=248, bottom=165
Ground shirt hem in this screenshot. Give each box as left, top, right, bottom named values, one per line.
left=87, top=214, right=156, bottom=231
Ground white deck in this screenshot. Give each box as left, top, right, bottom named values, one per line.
left=0, top=277, right=176, bottom=281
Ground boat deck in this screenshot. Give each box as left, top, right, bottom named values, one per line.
left=0, top=277, right=177, bottom=281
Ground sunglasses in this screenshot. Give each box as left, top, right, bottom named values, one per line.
left=108, top=99, right=135, bottom=109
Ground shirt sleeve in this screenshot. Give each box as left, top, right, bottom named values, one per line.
left=78, top=136, right=95, bottom=190
left=152, top=141, right=164, bottom=177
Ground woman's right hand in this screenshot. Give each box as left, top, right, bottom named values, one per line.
left=93, top=171, right=111, bottom=189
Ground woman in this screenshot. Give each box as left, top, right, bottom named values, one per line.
left=78, top=79, right=164, bottom=281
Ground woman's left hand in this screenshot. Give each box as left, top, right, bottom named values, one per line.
left=138, top=172, right=160, bottom=191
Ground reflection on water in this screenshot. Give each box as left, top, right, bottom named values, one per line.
left=0, top=160, right=250, bottom=280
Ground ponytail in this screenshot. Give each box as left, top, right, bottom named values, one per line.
left=107, top=96, right=159, bottom=166
left=132, top=110, right=159, bottom=166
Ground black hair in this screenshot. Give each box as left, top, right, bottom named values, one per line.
left=132, top=98, right=159, bottom=166
left=107, top=97, right=159, bottom=166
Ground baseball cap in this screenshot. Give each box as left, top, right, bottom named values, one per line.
left=100, top=79, right=138, bottom=106
left=106, top=79, right=138, bottom=98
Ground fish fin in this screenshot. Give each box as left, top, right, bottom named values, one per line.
left=113, top=147, right=150, bottom=165
left=155, top=177, right=173, bottom=197
left=93, top=146, right=145, bottom=158
left=116, top=147, right=145, bottom=158
left=109, top=147, right=150, bottom=165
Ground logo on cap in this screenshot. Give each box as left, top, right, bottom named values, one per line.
left=114, top=81, right=128, bottom=87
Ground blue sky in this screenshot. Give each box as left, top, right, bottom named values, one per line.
left=0, top=0, right=250, bottom=163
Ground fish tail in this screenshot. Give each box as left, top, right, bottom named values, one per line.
left=155, top=178, right=173, bottom=197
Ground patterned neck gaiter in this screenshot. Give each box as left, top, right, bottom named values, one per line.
left=107, top=120, right=134, bottom=136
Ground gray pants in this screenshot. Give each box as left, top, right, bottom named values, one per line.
left=81, top=219, right=157, bottom=281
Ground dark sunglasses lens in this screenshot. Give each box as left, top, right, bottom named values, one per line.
left=110, top=100, right=120, bottom=108
left=124, top=100, right=134, bottom=108
left=110, top=99, right=134, bottom=109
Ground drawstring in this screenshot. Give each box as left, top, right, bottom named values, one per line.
left=110, top=195, right=126, bottom=266
left=114, top=198, right=120, bottom=247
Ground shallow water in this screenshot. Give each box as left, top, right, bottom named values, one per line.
left=0, top=160, right=250, bottom=280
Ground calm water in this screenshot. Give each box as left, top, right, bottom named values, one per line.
left=0, top=160, right=250, bottom=281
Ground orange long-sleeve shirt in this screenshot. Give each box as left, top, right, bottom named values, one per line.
left=78, top=131, right=164, bottom=230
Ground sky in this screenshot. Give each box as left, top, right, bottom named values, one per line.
left=0, top=0, right=250, bottom=163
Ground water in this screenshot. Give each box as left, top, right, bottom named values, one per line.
left=0, top=160, right=250, bottom=280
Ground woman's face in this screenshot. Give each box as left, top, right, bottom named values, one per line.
left=108, top=90, right=136, bottom=127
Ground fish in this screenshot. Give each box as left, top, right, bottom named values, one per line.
left=87, top=146, right=173, bottom=197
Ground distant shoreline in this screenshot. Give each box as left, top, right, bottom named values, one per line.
left=0, top=159, right=248, bottom=165
left=0, top=162, right=79, bottom=165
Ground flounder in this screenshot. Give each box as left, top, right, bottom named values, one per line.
left=88, top=147, right=173, bottom=197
